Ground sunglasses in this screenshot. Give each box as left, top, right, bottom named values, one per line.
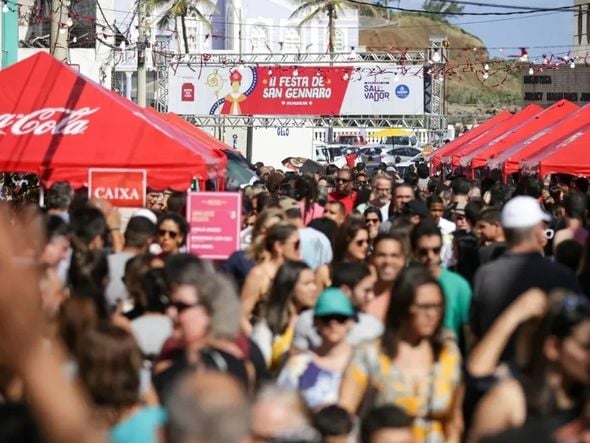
left=336, top=177, right=351, bottom=183
left=168, top=300, right=203, bottom=314
left=158, top=229, right=179, bottom=239
left=417, top=246, right=442, bottom=257
left=366, top=218, right=380, bottom=224
left=354, top=238, right=369, bottom=246
left=318, top=314, right=351, bottom=324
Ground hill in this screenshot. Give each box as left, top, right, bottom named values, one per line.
left=359, top=14, right=522, bottom=125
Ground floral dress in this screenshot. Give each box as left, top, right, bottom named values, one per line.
left=343, top=339, right=461, bottom=443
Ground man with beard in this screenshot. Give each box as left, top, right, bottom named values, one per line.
left=328, top=169, right=358, bottom=215
left=356, top=176, right=393, bottom=222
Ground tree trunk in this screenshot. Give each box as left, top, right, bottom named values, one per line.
left=327, top=4, right=334, bottom=54
left=181, top=14, right=189, bottom=53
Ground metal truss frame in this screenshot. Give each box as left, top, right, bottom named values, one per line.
left=153, top=49, right=447, bottom=140
left=183, top=114, right=445, bottom=130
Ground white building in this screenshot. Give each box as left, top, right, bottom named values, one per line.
left=16, top=0, right=360, bottom=104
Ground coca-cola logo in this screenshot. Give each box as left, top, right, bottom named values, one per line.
left=0, top=107, right=99, bottom=136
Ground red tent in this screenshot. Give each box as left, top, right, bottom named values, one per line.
left=469, top=100, right=578, bottom=169
left=0, top=52, right=218, bottom=190
left=493, top=104, right=590, bottom=177
left=430, top=111, right=512, bottom=169
left=145, top=108, right=228, bottom=161
left=449, top=105, right=543, bottom=167
left=520, top=128, right=590, bottom=177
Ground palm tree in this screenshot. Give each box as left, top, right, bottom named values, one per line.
left=422, top=0, right=464, bottom=17
left=148, top=0, right=215, bottom=54
left=290, top=0, right=380, bottom=53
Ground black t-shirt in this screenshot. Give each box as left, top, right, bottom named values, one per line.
left=479, top=242, right=507, bottom=265
left=470, top=251, right=581, bottom=359
left=153, top=347, right=250, bottom=401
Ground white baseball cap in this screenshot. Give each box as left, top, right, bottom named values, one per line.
left=501, top=196, right=551, bottom=229
left=133, top=208, right=158, bottom=225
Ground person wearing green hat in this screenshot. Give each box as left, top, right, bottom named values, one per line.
left=278, top=288, right=356, bottom=410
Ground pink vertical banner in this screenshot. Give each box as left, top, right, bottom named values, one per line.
left=186, top=192, right=242, bottom=259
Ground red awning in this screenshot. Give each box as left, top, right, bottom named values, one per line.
left=449, top=105, right=543, bottom=167
left=430, top=111, right=512, bottom=168
left=0, top=52, right=213, bottom=190
left=497, top=104, right=590, bottom=177
left=469, top=100, right=578, bottom=169
left=144, top=108, right=228, bottom=172
left=520, top=128, right=590, bottom=176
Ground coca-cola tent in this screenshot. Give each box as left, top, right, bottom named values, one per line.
left=0, top=52, right=219, bottom=190
left=429, top=111, right=512, bottom=169
left=469, top=100, right=579, bottom=170
left=491, top=104, right=590, bottom=177
left=450, top=104, right=543, bottom=168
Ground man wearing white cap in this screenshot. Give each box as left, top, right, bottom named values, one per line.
left=469, top=196, right=581, bottom=358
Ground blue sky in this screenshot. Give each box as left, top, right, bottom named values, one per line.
left=397, top=0, right=573, bottom=59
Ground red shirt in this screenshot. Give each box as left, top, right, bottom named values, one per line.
left=328, top=191, right=358, bottom=214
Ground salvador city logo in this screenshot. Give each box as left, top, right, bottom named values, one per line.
left=395, top=84, right=410, bottom=99
left=0, top=107, right=99, bottom=135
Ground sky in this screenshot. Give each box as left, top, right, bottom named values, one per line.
left=398, top=0, right=573, bottom=59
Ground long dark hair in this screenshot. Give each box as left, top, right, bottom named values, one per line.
left=520, top=292, right=590, bottom=415
left=333, top=216, right=369, bottom=264
left=381, top=266, right=445, bottom=360
left=264, top=261, right=310, bottom=336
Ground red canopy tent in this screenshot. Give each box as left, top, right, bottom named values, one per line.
left=429, top=111, right=512, bottom=169
left=520, top=128, right=590, bottom=177
left=491, top=104, right=590, bottom=177
left=449, top=105, right=543, bottom=168
left=144, top=108, right=228, bottom=170
left=0, top=52, right=220, bottom=190
left=469, top=100, right=578, bottom=170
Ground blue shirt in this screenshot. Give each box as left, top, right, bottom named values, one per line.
left=110, top=406, right=166, bottom=443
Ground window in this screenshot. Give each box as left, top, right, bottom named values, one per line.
left=251, top=24, right=268, bottom=52
left=283, top=28, right=300, bottom=52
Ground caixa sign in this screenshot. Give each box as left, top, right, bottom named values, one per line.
left=88, top=169, right=147, bottom=208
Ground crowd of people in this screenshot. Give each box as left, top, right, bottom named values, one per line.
left=0, top=159, right=589, bottom=443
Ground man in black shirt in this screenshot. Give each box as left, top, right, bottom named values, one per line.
left=470, top=196, right=581, bottom=347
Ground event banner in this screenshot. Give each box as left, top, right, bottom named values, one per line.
left=88, top=169, right=146, bottom=208
left=168, top=64, right=425, bottom=116
left=186, top=192, right=241, bottom=260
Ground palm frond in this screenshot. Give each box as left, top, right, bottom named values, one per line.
left=289, top=0, right=328, bottom=19
left=295, top=6, right=324, bottom=27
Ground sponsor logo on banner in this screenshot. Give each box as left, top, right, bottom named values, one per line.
left=168, top=65, right=425, bottom=116
left=181, top=83, right=195, bottom=102
left=0, top=107, right=99, bottom=135
left=88, top=169, right=146, bottom=208
left=395, top=85, right=410, bottom=99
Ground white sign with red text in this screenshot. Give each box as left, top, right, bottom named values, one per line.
left=88, top=169, right=146, bottom=208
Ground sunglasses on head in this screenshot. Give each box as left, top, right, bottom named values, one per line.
left=318, top=314, right=351, bottom=324
left=417, top=246, right=441, bottom=257
left=158, top=229, right=179, bottom=239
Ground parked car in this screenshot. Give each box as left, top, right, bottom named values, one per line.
left=383, top=147, right=422, bottom=164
